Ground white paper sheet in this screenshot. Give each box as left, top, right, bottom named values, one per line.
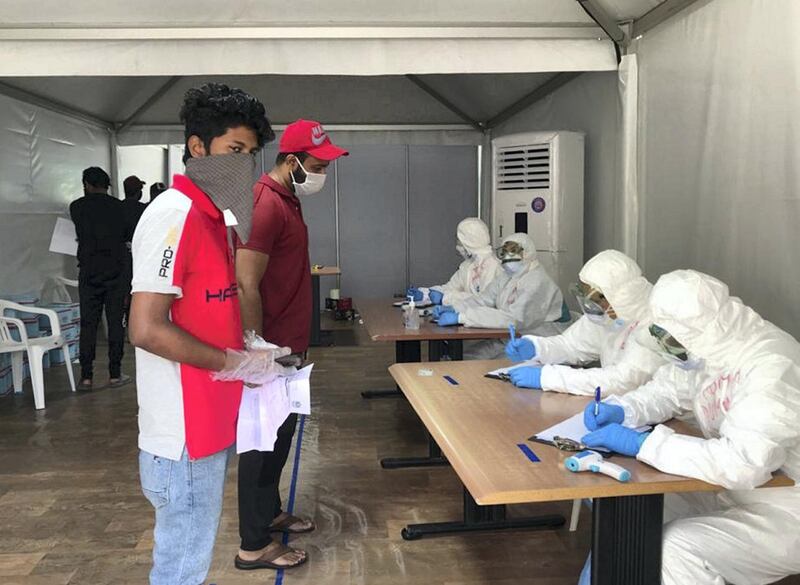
left=533, top=395, right=650, bottom=447
left=49, top=217, right=77, bottom=256
left=286, top=363, right=313, bottom=415
left=236, top=364, right=313, bottom=453
left=485, top=360, right=539, bottom=379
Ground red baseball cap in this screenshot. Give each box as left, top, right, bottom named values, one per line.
left=279, top=119, right=349, bottom=161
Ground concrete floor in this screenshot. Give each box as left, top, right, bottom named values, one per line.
left=0, top=316, right=797, bottom=585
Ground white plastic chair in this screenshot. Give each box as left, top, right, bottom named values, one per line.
left=0, top=299, right=76, bottom=409
left=51, top=276, right=108, bottom=339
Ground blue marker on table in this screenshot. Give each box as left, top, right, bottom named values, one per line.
left=594, top=386, right=602, bottom=416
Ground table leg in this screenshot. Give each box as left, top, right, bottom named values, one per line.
left=379, top=339, right=457, bottom=468
left=309, top=274, right=322, bottom=347
left=592, top=494, right=663, bottom=585
left=361, top=340, right=421, bottom=399
left=401, top=487, right=565, bottom=540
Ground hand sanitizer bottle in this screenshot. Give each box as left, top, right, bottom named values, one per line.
left=403, top=296, right=420, bottom=329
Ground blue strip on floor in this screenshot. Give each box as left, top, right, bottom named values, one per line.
left=275, top=414, right=307, bottom=585
left=517, top=443, right=540, bottom=462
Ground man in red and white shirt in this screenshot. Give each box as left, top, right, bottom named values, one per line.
left=129, top=83, right=286, bottom=585
left=234, top=120, right=348, bottom=570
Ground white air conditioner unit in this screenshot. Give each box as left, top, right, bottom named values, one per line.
left=491, top=131, right=584, bottom=305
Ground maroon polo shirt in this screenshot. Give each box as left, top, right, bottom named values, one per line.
left=237, top=174, right=311, bottom=353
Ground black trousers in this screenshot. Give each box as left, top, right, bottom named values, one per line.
left=78, top=270, right=126, bottom=380
left=238, top=413, right=299, bottom=551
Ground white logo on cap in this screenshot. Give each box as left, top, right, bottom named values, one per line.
left=311, top=125, right=327, bottom=146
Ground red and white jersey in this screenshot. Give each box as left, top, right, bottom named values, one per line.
left=132, top=174, right=244, bottom=461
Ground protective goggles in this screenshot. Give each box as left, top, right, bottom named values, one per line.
left=496, top=241, right=524, bottom=263
left=570, top=282, right=607, bottom=317
left=649, top=324, right=689, bottom=362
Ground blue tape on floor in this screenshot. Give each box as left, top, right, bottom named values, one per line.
left=517, top=443, right=540, bottom=462
left=443, top=375, right=459, bottom=385
left=275, top=414, right=307, bottom=585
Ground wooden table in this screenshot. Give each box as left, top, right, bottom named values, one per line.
left=389, top=359, right=794, bottom=584
left=309, top=265, right=341, bottom=347
left=356, top=298, right=508, bottom=469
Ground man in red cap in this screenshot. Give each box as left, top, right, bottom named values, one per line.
left=234, top=120, right=348, bottom=570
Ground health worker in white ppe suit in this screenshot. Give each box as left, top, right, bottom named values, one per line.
left=504, top=249, right=666, bottom=395
left=578, top=269, right=800, bottom=585
left=435, top=232, right=569, bottom=359
left=407, top=217, right=501, bottom=307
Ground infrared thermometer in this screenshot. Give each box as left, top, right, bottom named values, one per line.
left=564, top=450, right=631, bottom=482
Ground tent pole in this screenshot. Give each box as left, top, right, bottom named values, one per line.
left=0, top=81, right=112, bottom=129
left=575, top=0, right=627, bottom=46
left=632, top=0, right=703, bottom=38
left=109, top=130, right=120, bottom=199
left=405, top=75, right=486, bottom=133
left=484, top=72, right=581, bottom=130
left=116, top=76, right=182, bottom=134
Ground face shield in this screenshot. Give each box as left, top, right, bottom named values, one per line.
left=496, top=240, right=525, bottom=274
left=570, top=281, right=610, bottom=320
left=649, top=323, right=704, bottom=370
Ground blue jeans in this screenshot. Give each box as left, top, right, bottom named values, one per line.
left=139, top=447, right=230, bottom=585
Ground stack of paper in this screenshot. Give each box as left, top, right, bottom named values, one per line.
left=237, top=364, right=313, bottom=454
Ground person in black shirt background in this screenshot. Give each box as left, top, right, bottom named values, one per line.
left=69, top=167, right=131, bottom=391
left=121, top=175, right=148, bottom=328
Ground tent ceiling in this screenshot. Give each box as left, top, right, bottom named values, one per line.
left=0, top=1, right=671, bottom=128
left=0, top=73, right=559, bottom=127
left=0, top=0, right=674, bottom=77
left=0, top=0, right=662, bottom=26
left=0, top=0, right=596, bottom=26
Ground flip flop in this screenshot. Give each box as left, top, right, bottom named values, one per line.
left=109, top=374, right=132, bottom=389
left=270, top=513, right=316, bottom=534
left=234, top=542, right=308, bottom=571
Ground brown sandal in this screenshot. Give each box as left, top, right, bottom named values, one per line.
left=235, top=542, right=308, bottom=571
left=270, top=513, right=316, bottom=534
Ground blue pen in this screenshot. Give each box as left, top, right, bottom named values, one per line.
left=594, top=386, right=601, bottom=416
left=509, top=324, right=516, bottom=343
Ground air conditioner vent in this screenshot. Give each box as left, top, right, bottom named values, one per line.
left=496, top=143, right=550, bottom=190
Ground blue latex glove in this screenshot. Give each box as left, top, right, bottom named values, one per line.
left=583, top=401, right=626, bottom=431
left=429, top=290, right=444, bottom=305
left=437, top=311, right=460, bottom=327
left=505, top=338, right=536, bottom=362
left=407, top=287, right=424, bottom=302
left=432, top=305, right=455, bottom=319
left=582, top=423, right=649, bottom=457
left=509, top=366, right=543, bottom=389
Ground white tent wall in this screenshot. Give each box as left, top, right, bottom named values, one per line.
left=0, top=93, right=111, bottom=296
left=632, top=0, right=800, bottom=336
left=116, top=145, right=169, bottom=203
left=491, top=71, right=622, bottom=260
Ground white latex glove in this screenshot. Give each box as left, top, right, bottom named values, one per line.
left=213, top=341, right=293, bottom=385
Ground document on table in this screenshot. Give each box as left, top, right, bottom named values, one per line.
left=484, top=360, right=539, bottom=380
left=531, top=395, right=650, bottom=448
left=49, top=217, right=77, bottom=256
left=236, top=364, right=313, bottom=454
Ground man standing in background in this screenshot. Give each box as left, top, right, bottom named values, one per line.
left=234, top=120, right=348, bottom=570
left=121, top=175, right=147, bottom=231
left=69, top=167, right=130, bottom=391
left=121, top=175, right=148, bottom=326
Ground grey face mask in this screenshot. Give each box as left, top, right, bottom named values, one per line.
left=184, top=152, right=257, bottom=243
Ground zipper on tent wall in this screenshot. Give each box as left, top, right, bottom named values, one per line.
left=404, top=145, right=411, bottom=289
left=334, top=158, right=341, bottom=290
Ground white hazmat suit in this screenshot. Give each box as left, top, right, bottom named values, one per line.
left=421, top=218, right=501, bottom=306
left=620, top=270, right=800, bottom=585
left=524, top=250, right=666, bottom=396
left=453, top=233, right=568, bottom=359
